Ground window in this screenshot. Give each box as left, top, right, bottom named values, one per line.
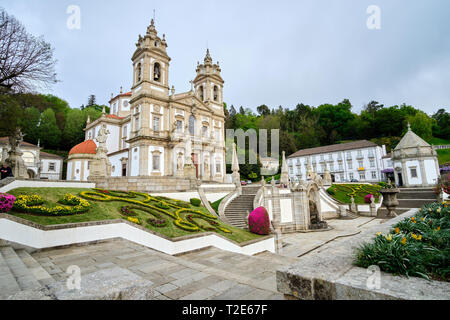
left=330, top=163, right=334, bottom=171
left=359, top=172, right=365, bottom=180
left=340, top=173, right=344, bottom=181
left=410, top=168, right=418, bottom=178
left=189, top=115, right=195, bottom=135
left=152, top=154, right=160, bottom=171
left=123, top=125, right=127, bottom=137
left=358, top=160, right=363, bottom=168
left=289, top=167, right=293, bottom=174
left=135, top=116, right=140, bottom=130
left=87, top=161, right=90, bottom=170
left=176, top=120, right=182, bottom=133
left=349, top=172, right=354, bottom=180
left=213, top=86, right=218, bottom=101
left=370, top=159, right=375, bottom=168
left=347, top=161, right=353, bottom=170
left=153, top=117, right=160, bottom=131
left=136, top=63, right=142, bottom=82
left=202, top=126, right=208, bottom=137
left=49, top=162, right=56, bottom=172
left=215, top=129, right=220, bottom=141
left=199, top=86, right=204, bottom=101
left=112, top=166, right=115, bottom=172
left=153, top=62, right=161, bottom=81
left=122, top=163, right=127, bottom=176
left=339, top=163, right=343, bottom=171
left=371, top=171, right=377, bottom=179
left=22, top=152, right=35, bottom=164
left=216, top=161, right=221, bottom=174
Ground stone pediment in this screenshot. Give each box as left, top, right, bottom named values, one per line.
left=173, top=93, right=215, bottom=114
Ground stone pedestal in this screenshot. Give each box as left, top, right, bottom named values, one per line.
left=5, top=151, right=27, bottom=179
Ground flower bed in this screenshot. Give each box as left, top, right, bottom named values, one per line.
left=0, top=193, right=16, bottom=213
left=326, top=184, right=381, bottom=204
left=79, top=189, right=231, bottom=234
left=12, top=194, right=90, bottom=216
left=355, top=201, right=449, bottom=281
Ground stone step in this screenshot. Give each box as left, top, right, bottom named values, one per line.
left=397, top=192, right=436, bottom=200
left=16, top=249, right=55, bottom=286
left=0, top=247, right=41, bottom=291
left=0, top=247, right=21, bottom=299
left=397, top=199, right=436, bottom=208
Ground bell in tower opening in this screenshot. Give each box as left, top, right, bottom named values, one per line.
left=153, top=62, right=161, bottom=81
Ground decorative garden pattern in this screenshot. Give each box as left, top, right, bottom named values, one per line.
left=79, top=189, right=231, bottom=234
left=12, top=194, right=90, bottom=216
left=327, top=183, right=382, bottom=204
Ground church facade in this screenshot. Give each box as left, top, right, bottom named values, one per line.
left=67, top=19, right=226, bottom=182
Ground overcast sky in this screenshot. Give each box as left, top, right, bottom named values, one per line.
left=2, top=0, right=449, bottom=114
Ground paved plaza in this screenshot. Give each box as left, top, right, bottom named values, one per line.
left=26, top=216, right=386, bottom=300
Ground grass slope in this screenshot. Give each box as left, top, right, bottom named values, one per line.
left=7, top=188, right=261, bottom=243
left=327, top=183, right=382, bottom=204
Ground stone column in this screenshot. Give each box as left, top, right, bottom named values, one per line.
left=291, top=184, right=309, bottom=230
left=419, top=159, right=427, bottom=187
left=280, top=151, right=289, bottom=187
left=231, top=142, right=240, bottom=185
left=271, top=181, right=281, bottom=226
left=401, top=158, right=409, bottom=187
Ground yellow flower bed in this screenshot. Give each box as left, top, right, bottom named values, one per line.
left=79, top=189, right=231, bottom=234
left=13, top=194, right=90, bottom=216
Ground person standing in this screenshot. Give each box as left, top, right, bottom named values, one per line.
left=1, top=163, right=13, bottom=179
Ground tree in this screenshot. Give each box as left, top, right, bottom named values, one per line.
left=39, top=108, right=61, bottom=149
left=0, top=94, right=23, bottom=136
left=0, top=8, right=57, bottom=93
left=87, top=95, right=96, bottom=107
left=63, top=109, right=85, bottom=150
left=256, top=104, right=270, bottom=117
left=432, top=108, right=450, bottom=139
left=407, top=112, right=433, bottom=141
left=21, top=107, right=41, bottom=145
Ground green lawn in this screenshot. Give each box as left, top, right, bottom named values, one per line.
left=426, top=137, right=450, bottom=146
left=210, top=196, right=225, bottom=214
left=436, top=149, right=450, bottom=165
left=7, top=188, right=262, bottom=243
left=326, top=183, right=382, bottom=204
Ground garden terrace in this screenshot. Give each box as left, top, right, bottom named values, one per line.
left=326, top=183, right=382, bottom=204
left=6, top=188, right=262, bottom=244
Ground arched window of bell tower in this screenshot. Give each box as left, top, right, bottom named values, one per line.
left=153, top=62, right=161, bottom=82
left=199, top=86, right=204, bottom=101
left=213, top=85, right=218, bottom=102
left=136, top=63, right=142, bottom=83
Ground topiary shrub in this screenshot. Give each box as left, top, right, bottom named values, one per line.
left=364, top=194, right=374, bottom=203
left=0, top=193, right=16, bottom=213
left=248, top=206, right=270, bottom=235
left=190, top=198, right=201, bottom=207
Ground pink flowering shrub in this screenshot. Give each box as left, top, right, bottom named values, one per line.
left=364, top=194, right=374, bottom=203
left=248, top=206, right=270, bottom=235
left=0, top=193, right=16, bottom=213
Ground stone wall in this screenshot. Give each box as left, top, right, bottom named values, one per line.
left=94, top=176, right=198, bottom=192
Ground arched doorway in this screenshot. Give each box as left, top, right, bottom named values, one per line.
left=27, top=169, right=35, bottom=179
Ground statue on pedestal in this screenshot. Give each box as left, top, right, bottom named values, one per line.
left=5, top=128, right=27, bottom=179
left=88, top=124, right=112, bottom=181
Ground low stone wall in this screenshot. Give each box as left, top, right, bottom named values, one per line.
left=276, top=209, right=450, bottom=300
left=0, top=214, right=275, bottom=256
left=94, top=176, right=195, bottom=192
left=0, top=179, right=95, bottom=193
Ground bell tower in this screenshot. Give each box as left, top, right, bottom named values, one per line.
left=131, top=19, right=170, bottom=96
left=193, top=49, right=224, bottom=111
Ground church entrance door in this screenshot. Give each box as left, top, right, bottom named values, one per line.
left=397, top=173, right=403, bottom=187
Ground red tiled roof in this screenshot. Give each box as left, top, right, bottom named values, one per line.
left=69, top=140, right=97, bottom=155
left=288, top=140, right=378, bottom=158
left=106, top=114, right=124, bottom=120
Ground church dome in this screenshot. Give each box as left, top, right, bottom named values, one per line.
left=69, top=140, right=97, bottom=155
left=392, top=124, right=436, bottom=159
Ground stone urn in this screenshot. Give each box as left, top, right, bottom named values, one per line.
left=379, top=188, right=400, bottom=217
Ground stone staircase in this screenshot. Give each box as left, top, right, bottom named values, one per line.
left=0, top=245, right=55, bottom=299
left=223, top=186, right=260, bottom=229
left=378, top=187, right=437, bottom=216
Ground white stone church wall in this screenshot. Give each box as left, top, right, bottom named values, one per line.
left=424, top=159, right=439, bottom=185
left=109, top=151, right=128, bottom=177
left=405, top=159, right=422, bottom=185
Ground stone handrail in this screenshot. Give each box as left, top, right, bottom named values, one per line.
left=197, top=184, right=218, bottom=216
left=218, top=185, right=241, bottom=224
left=253, top=186, right=264, bottom=209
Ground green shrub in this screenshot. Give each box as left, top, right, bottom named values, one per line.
left=326, top=187, right=335, bottom=195
left=190, top=198, right=201, bottom=207
left=355, top=201, right=449, bottom=281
